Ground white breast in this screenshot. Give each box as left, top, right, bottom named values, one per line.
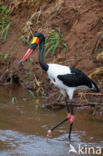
left=47, top=64, right=71, bottom=88
left=47, top=64, right=76, bottom=100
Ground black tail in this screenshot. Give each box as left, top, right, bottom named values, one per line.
left=90, top=79, right=100, bottom=92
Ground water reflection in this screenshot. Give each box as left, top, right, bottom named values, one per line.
left=0, top=86, right=103, bottom=156
left=0, top=130, right=103, bottom=156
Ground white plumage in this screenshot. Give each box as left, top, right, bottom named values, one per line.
left=47, top=64, right=76, bottom=100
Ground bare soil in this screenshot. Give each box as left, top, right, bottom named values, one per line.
left=0, top=0, right=103, bottom=110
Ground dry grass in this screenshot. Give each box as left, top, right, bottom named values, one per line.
left=21, top=10, right=42, bottom=42
left=9, top=0, right=44, bottom=43
left=89, top=66, right=103, bottom=80
left=55, top=0, right=64, bottom=12
left=9, top=0, right=46, bottom=13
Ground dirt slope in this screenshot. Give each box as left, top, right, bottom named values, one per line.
left=0, top=0, right=103, bottom=107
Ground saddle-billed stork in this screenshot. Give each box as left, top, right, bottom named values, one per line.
left=19, top=33, right=100, bottom=141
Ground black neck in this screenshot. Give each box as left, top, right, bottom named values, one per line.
left=39, top=41, right=48, bottom=72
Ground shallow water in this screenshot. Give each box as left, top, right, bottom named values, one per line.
left=0, top=85, right=103, bottom=156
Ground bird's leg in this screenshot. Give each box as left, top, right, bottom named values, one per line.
left=46, top=117, right=69, bottom=142
left=68, top=100, right=74, bottom=141
left=65, top=97, right=74, bottom=140
left=46, top=94, right=69, bottom=142
left=65, top=97, right=71, bottom=113
left=65, top=97, right=73, bottom=122
left=46, top=97, right=74, bottom=142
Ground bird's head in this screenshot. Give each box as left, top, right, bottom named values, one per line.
left=29, top=33, right=45, bottom=51
left=19, top=33, right=45, bottom=64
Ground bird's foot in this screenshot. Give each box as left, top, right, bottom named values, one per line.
left=46, top=129, right=52, bottom=142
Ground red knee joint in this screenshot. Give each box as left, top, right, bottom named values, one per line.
left=70, top=115, right=74, bottom=124
left=67, top=113, right=71, bottom=119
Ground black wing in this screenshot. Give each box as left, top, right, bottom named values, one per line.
left=57, top=67, right=92, bottom=88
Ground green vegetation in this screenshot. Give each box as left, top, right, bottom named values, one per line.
left=11, top=91, right=36, bottom=104
left=11, top=97, right=18, bottom=104
left=28, top=90, right=36, bottom=99
left=0, top=52, right=11, bottom=64
left=45, top=29, right=68, bottom=57
left=0, top=1, right=11, bottom=41
left=20, top=29, right=68, bottom=58
left=19, top=35, right=30, bottom=45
